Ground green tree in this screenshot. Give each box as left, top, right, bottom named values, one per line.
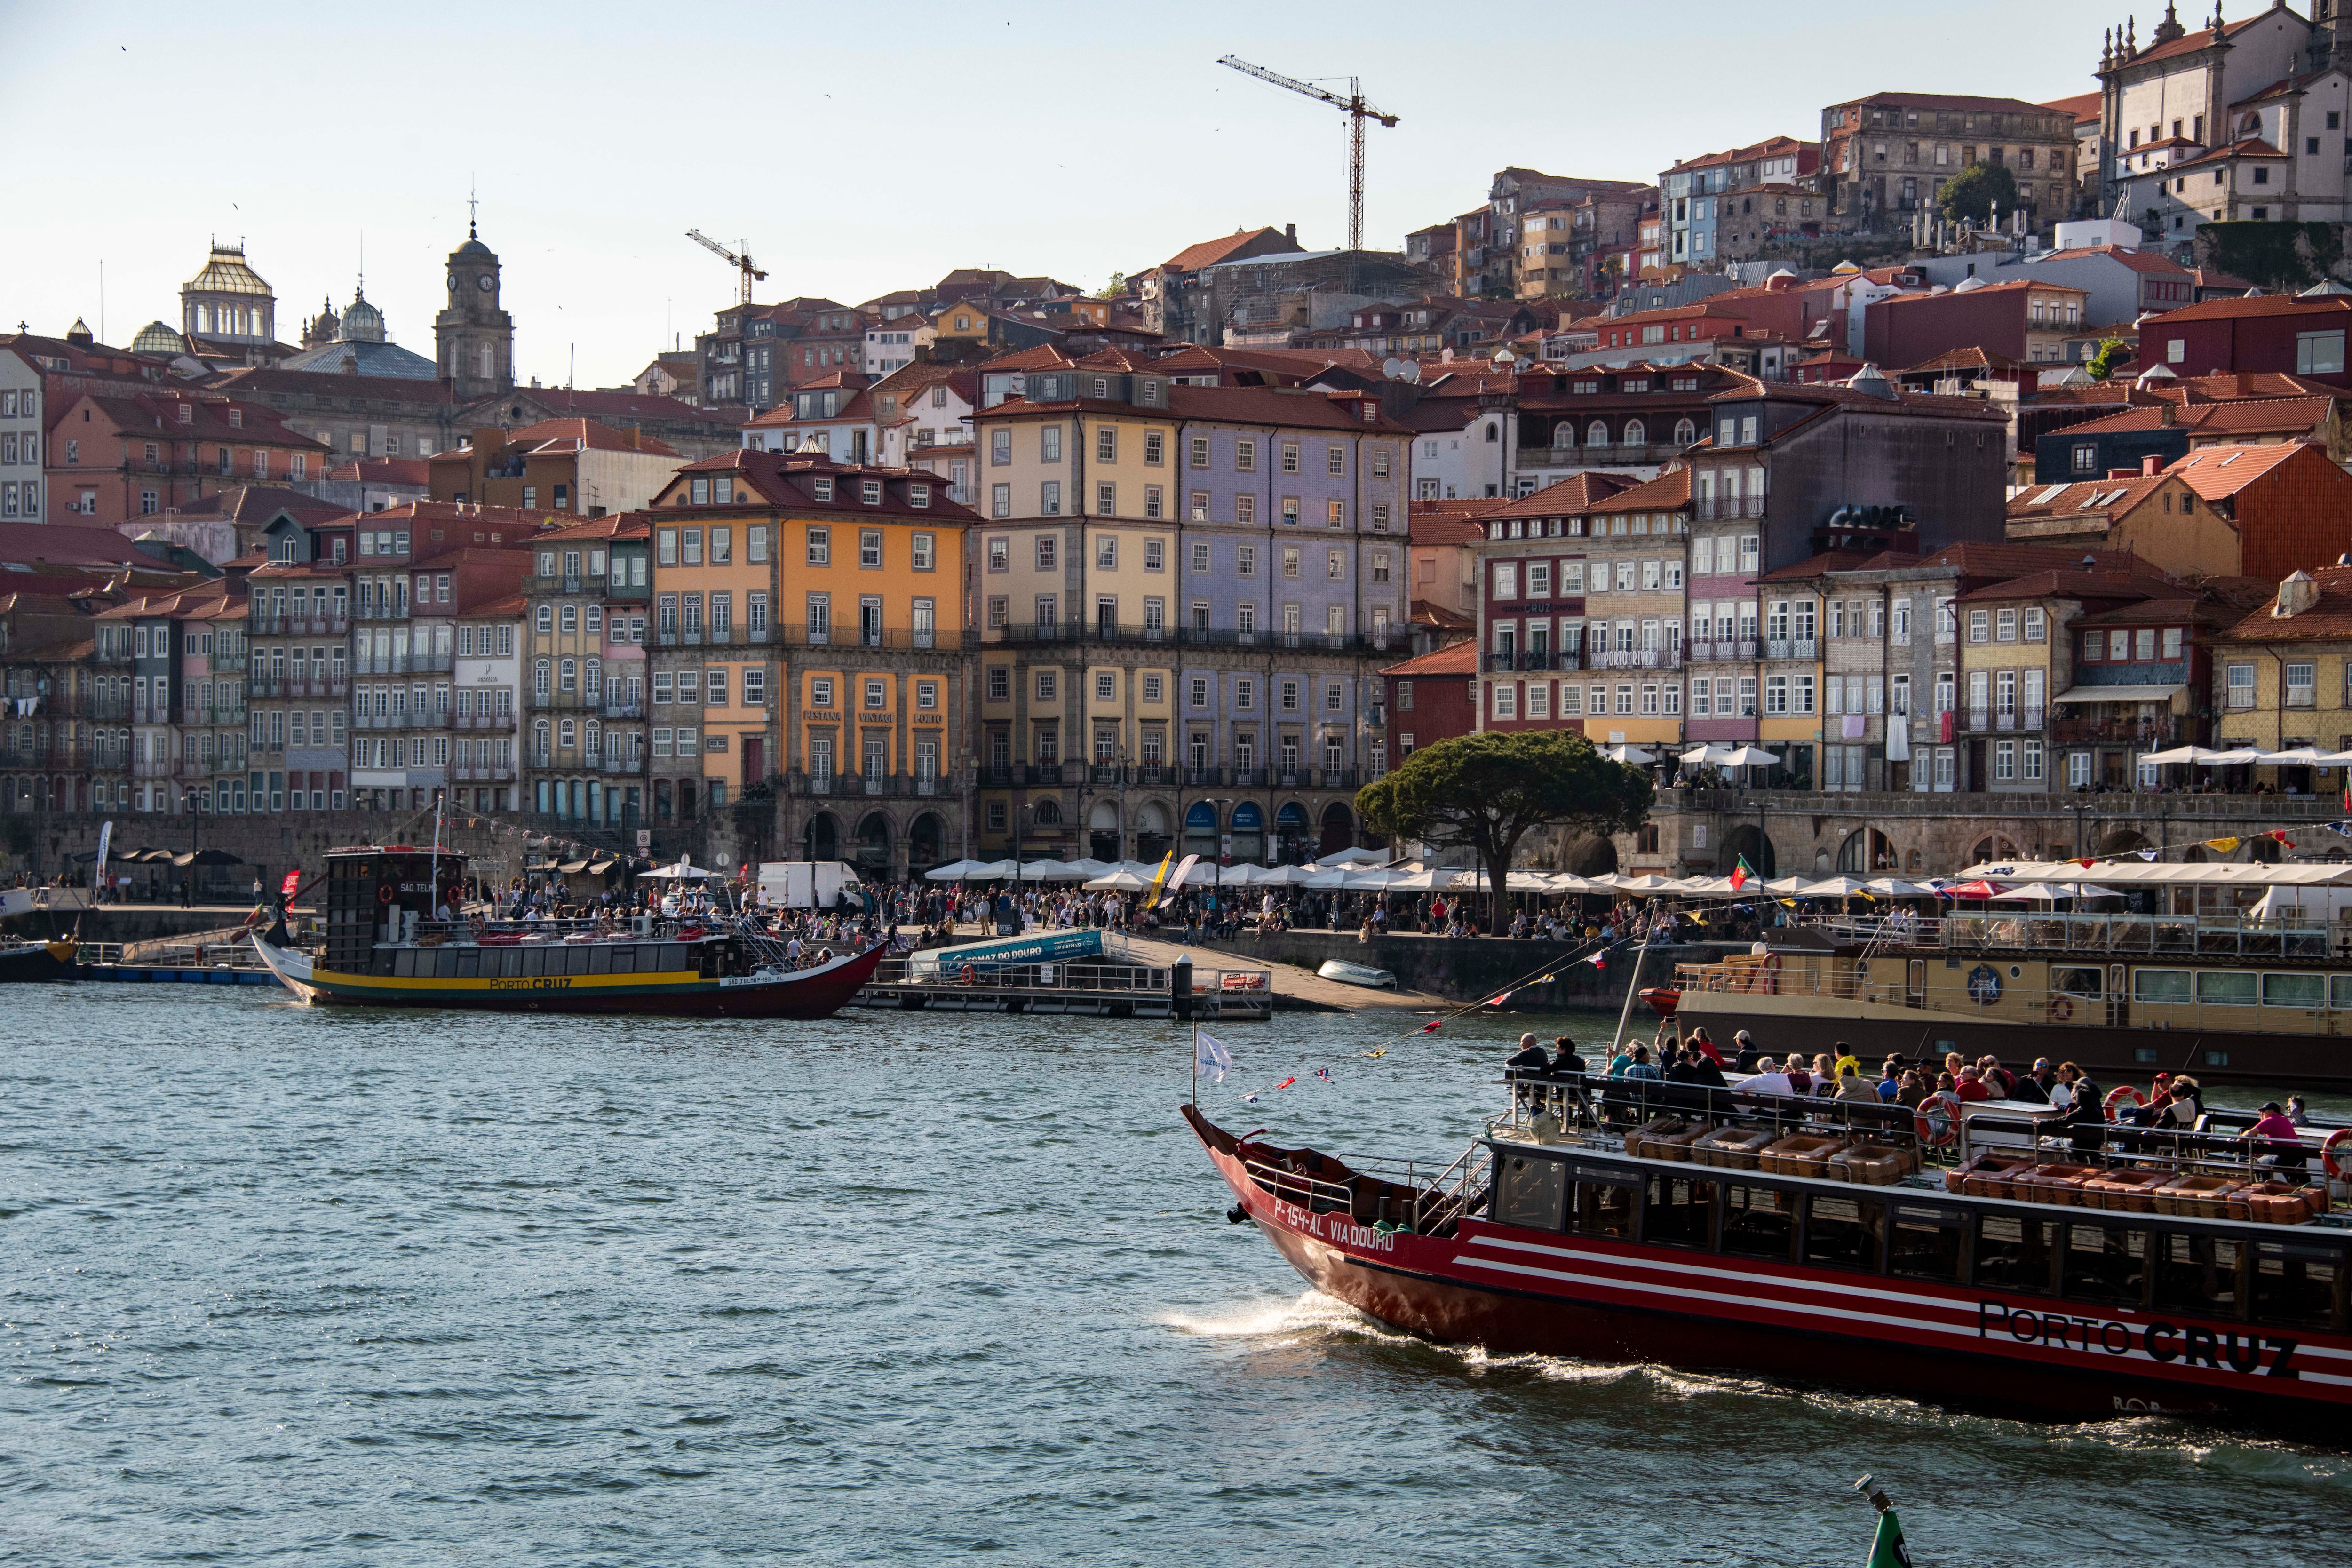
left=1938, top=162, right=2020, bottom=228
left=1356, top=731, right=1653, bottom=931
left=1095, top=271, right=1127, bottom=300
left=2087, top=337, right=2131, bottom=379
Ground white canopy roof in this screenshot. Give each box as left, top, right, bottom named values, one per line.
left=1952, top=858, right=2352, bottom=887
left=2049, top=684, right=2185, bottom=705
left=641, top=859, right=713, bottom=879
left=1313, top=846, right=1391, bottom=867
left=1796, top=876, right=1876, bottom=897
left=1863, top=877, right=1940, bottom=897
left=2138, top=745, right=2220, bottom=765
left=1714, top=745, right=1780, bottom=766
left=1083, top=869, right=1154, bottom=890
left=1603, top=745, right=1658, bottom=764
left=1986, top=882, right=2124, bottom=901
left=1255, top=864, right=1322, bottom=885
left=923, top=858, right=992, bottom=880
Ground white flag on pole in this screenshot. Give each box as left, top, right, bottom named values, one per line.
left=1195, top=1030, right=1232, bottom=1084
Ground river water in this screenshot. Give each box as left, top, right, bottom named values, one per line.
left=5, top=986, right=2350, bottom=1566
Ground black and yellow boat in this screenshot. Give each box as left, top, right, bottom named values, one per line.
left=251, top=844, right=882, bottom=1018
left=0, top=935, right=78, bottom=983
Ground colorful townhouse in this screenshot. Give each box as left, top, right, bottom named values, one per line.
left=970, top=362, right=1409, bottom=868
left=524, top=513, right=651, bottom=826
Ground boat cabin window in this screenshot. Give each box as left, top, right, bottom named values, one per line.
left=1721, top=1183, right=1796, bottom=1261
left=1974, top=1214, right=2059, bottom=1295
left=394, top=949, right=418, bottom=977
left=1644, top=1172, right=1716, bottom=1249
left=1568, top=1172, right=1637, bottom=1241
left=1494, top=1154, right=1567, bottom=1231
left=2060, top=1222, right=2147, bottom=1309
left=2152, top=1233, right=2242, bottom=1320
left=2133, top=969, right=2192, bottom=1005
left=1803, top=1193, right=1882, bottom=1271
left=2197, top=970, right=2257, bottom=1007
left=659, top=943, right=689, bottom=971
left=609, top=945, right=636, bottom=974
left=2331, top=975, right=2352, bottom=1009
left=2252, top=1240, right=2343, bottom=1330
left=2050, top=966, right=2102, bottom=999
left=1887, top=1203, right=1967, bottom=1283
left=2263, top=972, right=2325, bottom=1010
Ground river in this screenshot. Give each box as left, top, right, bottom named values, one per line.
left=4, top=987, right=2348, bottom=1565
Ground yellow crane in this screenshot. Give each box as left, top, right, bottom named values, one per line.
left=686, top=230, right=767, bottom=305
left=1216, top=55, right=1398, bottom=252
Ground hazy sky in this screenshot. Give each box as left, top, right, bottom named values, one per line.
left=4, top=0, right=2123, bottom=389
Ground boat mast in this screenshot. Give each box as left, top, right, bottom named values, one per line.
left=428, top=794, right=444, bottom=922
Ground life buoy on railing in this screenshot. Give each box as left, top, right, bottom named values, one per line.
left=1915, top=1090, right=1963, bottom=1146
left=1757, top=952, right=1782, bottom=996
left=2323, top=1128, right=2352, bottom=1182
left=2104, top=1084, right=2147, bottom=1122
left=376, top=883, right=395, bottom=907
left=961, top=963, right=977, bottom=985
left=2049, top=994, right=2073, bottom=1022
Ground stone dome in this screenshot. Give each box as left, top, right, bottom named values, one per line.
left=341, top=288, right=387, bottom=343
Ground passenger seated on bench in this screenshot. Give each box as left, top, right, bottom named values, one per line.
left=2249, top=1101, right=2309, bottom=1174
left=1736, top=1056, right=1794, bottom=1096
left=1833, top=1063, right=1880, bottom=1103
left=1549, top=1037, right=1586, bottom=1073
left=1504, top=1033, right=1550, bottom=1071
left=1954, top=1066, right=1994, bottom=1102
left=1621, top=1044, right=1663, bottom=1082
left=1673, top=1047, right=1727, bottom=1089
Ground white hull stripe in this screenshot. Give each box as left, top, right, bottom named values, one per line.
left=1443, top=1247, right=2352, bottom=1390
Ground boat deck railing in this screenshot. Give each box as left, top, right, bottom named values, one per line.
left=80, top=939, right=272, bottom=971
left=1940, top=911, right=2336, bottom=958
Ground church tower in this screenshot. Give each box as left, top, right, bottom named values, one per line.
left=434, top=210, right=514, bottom=399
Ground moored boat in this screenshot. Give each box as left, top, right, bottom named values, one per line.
left=0, top=936, right=78, bottom=983
left=252, top=843, right=882, bottom=1018
left=1317, top=958, right=1396, bottom=990
left=1191, top=1064, right=2352, bottom=1432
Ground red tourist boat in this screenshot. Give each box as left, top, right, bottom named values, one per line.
left=1188, top=1069, right=2352, bottom=1431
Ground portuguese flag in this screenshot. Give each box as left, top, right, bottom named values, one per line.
left=1728, top=855, right=1754, bottom=892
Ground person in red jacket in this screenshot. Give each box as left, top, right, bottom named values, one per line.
left=1954, top=1066, right=1994, bottom=1102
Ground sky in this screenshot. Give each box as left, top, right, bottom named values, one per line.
left=2, top=0, right=2130, bottom=390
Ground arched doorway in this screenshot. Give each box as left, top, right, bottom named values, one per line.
left=1134, top=801, right=1171, bottom=864
left=2098, top=828, right=2152, bottom=857
left=1836, top=828, right=1892, bottom=874
left=1318, top=802, right=1353, bottom=857
left=1720, top=824, right=1774, bottom=877
left=1230, top=801, right=1265, bottom=864
left=1968, top=834, right=2024, bottom=866
left=908, top=812, right=944, bottom=875
left=1088, top=798, right=1121, bottom=863
left=1564, top=831, right=1619, bottom=876
left=1184, top=800, right=1217, bottom=861
left=1273, top=802, right=1309, bottom=863
left=806, top=811, right=839, bottom=861
left=854, top=812, right=892, bottom=877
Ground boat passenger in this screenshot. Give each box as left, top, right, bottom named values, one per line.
left=1736, top=1057, right=1794, bottom=1096
left=1784, top=1057, right=1814, bottom=1097
left=1832, top=1064, right=1878, bottom=1103
left=2159, top=1077, right=2206, bottom=1130
left=2289, top=1095, right=2312, bottom=1127
left=1830, top=1043, right=1861, bottom=1082
left=1505, top=1034, right=1551, bottom=1071
left=1685, top=1027, right=1726, bottom=1067
left=1876, top=1058, right=1903, bottom=1101
left=1895, top=1069, right=1931, bottom=1109
left=1621, top=1044, right=1662, bottom=1082
left=2010, top=1059, right=2055, bottom=1105
left=1954, top=1066, right=1993, bottom=1102
left=1732, top=1030, right=1759, bottom=1072
left=1550, top=1037, right=1587, bottom=1074
left=2249, top=1101, right=2309, bottom=1173
left=1684, top=1049, right=1727, bottom=1089
left=1975, top=1055, right=2016, bottom=1097
left=1663, top=1048, right=1708, bottom=1085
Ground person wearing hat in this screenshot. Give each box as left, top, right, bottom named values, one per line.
left=1732, top=1029, right=1761, bottom=1073
left=2248, top=1102, right=2305, bottom=1173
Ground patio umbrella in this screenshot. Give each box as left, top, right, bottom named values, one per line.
left=2197, top=749, right=2265, bottom=765
left=1602, top=744, right=1657, bottom=764
left=1716, top=745, right=1781, bottom=767
left=1677, top=875, right=1743, bottom=897
left=1312, top=846, right=1391, bottom=868
left=1083, top=869, right=1152, bottom=890
left=1017, top=859, right=1083, bottom=881
left=1862, top=877, right=1939, bottom=897
left=1942, top=880, right=2000, bottom=899
left=1065, top=858, right=1118, bottom=879
left=1760, top=876, right=1812, bottom=895
left=1216, top=863, right=1272, bottom=885
left=169, top=847, right=244, bottom=868
left=2256, top=747, right=2332, bottom=766
left=640, top=859, right=712, bottom=879
left=1988, top=882, right=2123, bottom=901
left=1256, top=864, right=1320, bottom=885
left=923, top=859, right=986, bottom=880
left=1797, top=876, right=1875, bottom=897
left=1680, top=743, right=1737, bottom=764
left=2139, top=744, right=2220, bottom=765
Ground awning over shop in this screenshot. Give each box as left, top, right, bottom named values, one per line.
left=2048, top=684, right=2186, bottom=705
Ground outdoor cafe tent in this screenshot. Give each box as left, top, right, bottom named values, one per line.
left=1082, top=868, right=1153, bottom=891
left=1760, top=876, right=1813, bottom=896
left=641, top=859, right=714, bottom=880
left=1255, top=863, right=1321, bottom=885
left=1014, top=859, right=1085, bottom=881
left=1796, top=876, right=1877, bottom=898
left=2196, top=748, right=2266, bottom=765
left=1313, top=846, right=1391, bottom=868
left=1862, top=877, right=1940, bottom=898
left=1950, top=859, right=2352, bottom=889
left=1680, top=744, right=1738, bottom=764
left=1602, top=745, right=1657, bottom=764
left=1612, top=874, right=1696, bottom=896
left=2139, top=745, right=2220, bottom=765
left=923, top=859, right=989, bottom=880
left=2255, top=747, right=2337, bottom=765
left=1986, top=882, right=2124, bottom=901
left=1714, top=745, right=1780, bottom=767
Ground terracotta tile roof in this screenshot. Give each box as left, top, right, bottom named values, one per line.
left=153, top=484, right=345, bottom=526
left=0, top=521, right=185, bottom=571
left=2043, top=90, right=2103, bottom=125
left=1161, top=227, right=1297, bottom=272
left=2164, top=137, right=2292, bottom=175
left=2035, top=245, right=2196, bottom=276
left=1478, top=472, right=1642, bottom=521
left=75, top=391, right=329, bottom=450
left=1661, top=135, right=1815, bottom=175
left=1585, top=467, right=1692, bottom=513
left=1712, top=380, right=2010, bottom=424
left=1409, top=598, right=1476, bottom=629
left=1911, top=541, right=2149, bottom=577
left=1875, top=278, right=2089, bottom=303
left=666, top=450, right=980, bottom=520
left=325, top=457, right=434, bottom=486
left=1836, top=90, right=2065, bottom=116
left=1380, top=639, right=1478, bottom=678
left=2166, top=440, right=2310, bottom=497
left=1899, top=345, right=2029, bottom=375
left=1954, top=566, right=2174, bottom=603
left=1758, top=549, right=1905, bottom=582
left=2110, top=12, right=2266, bottom=68
left=2008, top=474, right=2172, bottom=520
left=2149, top=295, right=2352, bottom=334
left=2217, top=564, right=2352, bottom=643
left=483, top=417, right=684, bottom=457
left=2075, top=595, right=2239, bottom=628
left=2059, top=398, right=2331, bottom=438
left=211, top=365, right=458, bottom=406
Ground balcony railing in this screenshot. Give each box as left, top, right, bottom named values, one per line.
left=352, top=653, right=453, bottom=676
left=788, top=770, right=954, bottom=798
left=1687, top=641, right=1759, bottom=662
left=1695, top=495, right=1766, bottom=520
left=451, top=764, right=516, bottom=783
left=454, top=712, right=516, bottom=731
left=984, top=623, right=1400, bottom=656
left=602, top=700, right=644, bottom=720
left=2049, top=714, right=2178, bottom=747
left=249, top=614, right=349, bottom=637
left=1482, top=651, right=1581, bottom=672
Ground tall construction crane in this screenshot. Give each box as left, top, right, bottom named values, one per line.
left=1216, top=55, right=1397, bottom=253
left=686, top=230, right=767, bottom=305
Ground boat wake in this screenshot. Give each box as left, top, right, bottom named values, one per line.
left=1161, top=1289, right=1410, bottom=1347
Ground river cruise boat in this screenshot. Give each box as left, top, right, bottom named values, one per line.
left=1190, top=1068, right=2352, bottom=1429
left=1673, top=860, right=2352, bottom=1090
left=251, top=844, right=883, bottom=1018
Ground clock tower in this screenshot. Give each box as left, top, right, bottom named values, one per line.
left=434, top=213, right=514, bottom=399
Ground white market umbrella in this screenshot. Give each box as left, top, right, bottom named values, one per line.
left=1613, top=874, right=1693, bottom=896
left=641, top=859, right=712, bottom=880
left=1313, top=846, right=1391, bottom=868
left=1065, top=858, right=1118, bottom=878
left=2256, top=747, right=2332, bottom=766
left=1582, top=872, right=1629, bottom=890
left=1797, top=876, right=1875, bottom=898
left=1603, top=745, right=1658, bottom=764
left=1680, top=743, right=1738, bottom=765
left=924, top=858, right=988, bottom=880
left=1677, top=875, right=1743, bottom=897
left=1017, top=859, right=1084, bottom=881
left=2139, top=745, right=2220, bottom=765
left=2198, top=749, right=2265, bottom=765
left=1339, top=867, right=1419, bottom=891
left=1760, top=876, right=1812, bottom=895
left=1716, top=745, right=1780, bottom=767
left=1083, top=869, right=1152, bottom=890
left=1256, top=864, right=1320, bottom=885
left=1987, top=882, right=2123, bottom=901
left=956, top=859, right=1021, bottom=880
left=1863, top=877, right=1939, bottom=897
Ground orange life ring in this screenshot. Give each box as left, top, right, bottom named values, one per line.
left=1915, top=1090, right=1963, bottom=1146
left=2049, top=994, right=2073, bottom=1022
left=2104, top=1084, right=2147, bottom=1122
left=2323, top=1128, right=2352, bottom=1183
left=1757, top=952, right=1781, bottom=996
left=961, top=963, right=977, bottom=984
left=376, top=884, right=395, bottom=907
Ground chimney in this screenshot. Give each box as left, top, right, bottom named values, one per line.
left=1285, top=223, right=1297, bottom=245
left=2108, top=468, right=2140, bottom=480
left=2277, top=570, right=2321, bottom=618
left=2141, top=454, right=2162, bottom=476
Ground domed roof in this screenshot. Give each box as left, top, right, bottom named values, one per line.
left=131, top=320, right=189, bottom=356
left=184, top=243, right=272, bottom=298
left=453, top=225, right=494, bottom=260
left=66, top=318, right=93, bottom=346
left=341, top=287, right=387, bottom=343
